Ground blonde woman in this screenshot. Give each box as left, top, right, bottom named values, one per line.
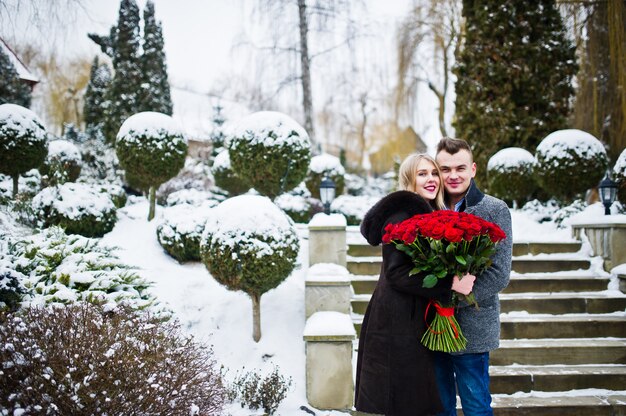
left=355, top=153, right=474, bottom=415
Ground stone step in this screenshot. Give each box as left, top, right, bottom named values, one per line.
left=347, top=257, right=591, bottom=276
left=511, top=258, right=591, bottom=274
left=489, top=365, right=626, bottom=394
left=500, top=314, right=626, bottom=339
left=351, top=274, right=611, bottom=295
left=504, top=274, right=610, bottom=293
left=500, top=293, right=626, bottom=314
left=485, top=394, right=626, bottom=416
left=491, top=338, right=626, bottom=366
left=347, top=241, right=583, bottom=259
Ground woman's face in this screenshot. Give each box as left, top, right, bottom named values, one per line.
left=414, top=159, right=440, bottom=201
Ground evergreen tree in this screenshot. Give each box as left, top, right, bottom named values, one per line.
left=453, top=1, right=577, bottom=186
left=102, top=0, right=143, bottom=143
left=139, top=1, right=172, bottom=115
left=209, top=103, right=226, bottom=163
left=83, top=57, right=111, bottom=134
left=0, top=46, right=32, bottom=107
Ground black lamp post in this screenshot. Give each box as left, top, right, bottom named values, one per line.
left=319, top=177, right=336, bottom=215
left=598, top=173, right=618, bottom=215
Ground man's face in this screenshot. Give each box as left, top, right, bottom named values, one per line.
left=435, top=149, right=476, bottom=201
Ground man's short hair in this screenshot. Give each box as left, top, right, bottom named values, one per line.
left=436, top=137, right=473, bottom=160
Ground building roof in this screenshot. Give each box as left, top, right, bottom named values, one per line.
left=0, top=38, right=39, bottom=84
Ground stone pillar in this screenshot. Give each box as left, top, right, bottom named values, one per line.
left=305, top=263, right=352, bottom=319
left=571, top=221, right=626, bottom=271
left=308, top=213, right=347, bottom=268
left=303, top=311, right=356, bottom=410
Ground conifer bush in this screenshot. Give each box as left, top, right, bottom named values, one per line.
left=0, top=104, right=48, bottom=197
left=0, top=303, right=226, bottom=415
left=228, top=111, right=311, bottom=199
left=32, top=183, right=117, bottom=238
left=211, top=149, right=249, bottom=196
left=115, top=112, right=187, bottom=220
left=614, top=148, right=626, bottom=204
left=200, top=195, right=299, bottom=342
left=40, top=139, right=82, bottom=186
left=535, top=129, right=608, bottom=203
left=157, top=203, right=212, bottom=262
left=305, top=153, right=346, bottom=199
left=96, top=183, right=127, bottom=208
left=274, top=193, right=311, bottom=223
left=487, top=147, right=537, bottom=206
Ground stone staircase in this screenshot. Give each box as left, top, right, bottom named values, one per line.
left=348, top=239, right=626, bottom=415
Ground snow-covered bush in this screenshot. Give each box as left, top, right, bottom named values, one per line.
left=0, top=303, right=226, bottom=415
left=157, top=203, right=213, bottom=262
left=274, top=192, right=312, bottom=223
left=156, top=157, right=216, bottom=205
left=228, top=366, right=292, bottom=415
left=552, top=199, right=587, bottom=228
left=0, top=169, right=41, bottom=202
left=535, top=129, right=608, bottom=202
left=331, top=195, right=381, bottom=225
left=212, top=148, right=249, bottom=196
left=305, top=153, right=346, bottom=199
left=521, top=199, right=561, bottom=223
left=228, top=111, right=311, bottom=199
left=0, top=268, right=26, bottom=311
left=487, top=147, right=536, bottom=206
left=79, top=136, right=124, bottom=185
left=39, top=139, right=82, bottom=186
left=96, top=183, right=127, bottom=208
left=116, top=112, right=188, bottom=220
left=7, top=227, right=158, bottom=310
left=200, top=195, right=299, bottom=342
left=0, top=104, right=48, bottom=197
left=614, top=148, right=626, bottom=204
left=32, top=183, right=117, bottom=237
left=166, top=188, right=222, bottom=207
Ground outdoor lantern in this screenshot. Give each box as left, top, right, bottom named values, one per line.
left=319, top=177, right=336, bottom=215
left=598, top=173, right=618, bottom=215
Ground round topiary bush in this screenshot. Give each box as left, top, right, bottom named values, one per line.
left=116, top=112, right=188, bottom=220
left=535, top=129, right=608, bottom=203
left=39, top=139, right=82, bottom=186
left=487, top=147, right=537, bottom=206
left=211, top=148, right=250, bottom=196
left=0, top=103, right=48, bottom=197
left=96, top=183, right=127, bottom=208
left=228, top=111, right=311, bottom=199
left=157, top=203, right=213, bottom=262
left=614, top=148, right=626, bottom=205
left=305, top=153, right=345, bottom=199
left=331, top=195, right=381, bottom=225
left=274, top=193, right=312, bottom=223
left=0, top=303, right=226, bottom=415
left=32, top=183, right=117, bottom=237
left=200, top=195, right=299, bottom=342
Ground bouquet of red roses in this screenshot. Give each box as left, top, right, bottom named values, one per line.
left=382, top=210, right=506, bottom=352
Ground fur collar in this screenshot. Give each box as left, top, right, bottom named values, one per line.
left=360, top=190, right=432, bottom=246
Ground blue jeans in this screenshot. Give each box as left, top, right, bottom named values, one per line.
left=433, top=352, right=493, bottom=416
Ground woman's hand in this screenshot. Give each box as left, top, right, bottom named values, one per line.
left=451, top=273, right=475, bottom=295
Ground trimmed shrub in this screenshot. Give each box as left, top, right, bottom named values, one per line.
left=32, top=183, right=117, bottom=237
left=96, top=183, right=127, bottom=208
left=228, top=111, right=311, bottom=199
left=0, top=269, right=26, bottom=312
left=305, top=153, right=346, bottom=199
left=116, top=112, right=188, bottom=220
left=40, top=139, right=82, bottom=186
left=200, top=195, right=299, bottom=342
left=0, top=303, right=226, bottom=415
left=157, top=203, right=213, bottom=262
left=0, top=104, right=48, bottom=197
left=165, top=188, right=222, bottom=207
left=487, top=147, right=536, bottom=206
left=211, top=148, right=250, bottom=196
left=331, top=195, right=381, bottom=225
left=7, top=227, right=160, bottom=311
left=535, top=129, right=608, bottom=203
left=156, top=157, right=215, bottom=205
left=275, top=193, right=312, bottom=223
left=614, top=148, right=626, bottom=204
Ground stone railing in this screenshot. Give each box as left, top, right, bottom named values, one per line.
left=303, top=213, right=355, bottom=410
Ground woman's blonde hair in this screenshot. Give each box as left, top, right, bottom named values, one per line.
left=398, top=153, right=445, bottom=210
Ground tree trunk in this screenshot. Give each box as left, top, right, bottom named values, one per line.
left=12, top=175, right=18, bottom=198
left=148, top=186, right=156, bottom=221
left=297, top=0, right=318, bottom=153
left=252, top=293, right=261, bottom=342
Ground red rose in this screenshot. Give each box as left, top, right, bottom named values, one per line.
left=444, top=224, right=464, bottom=243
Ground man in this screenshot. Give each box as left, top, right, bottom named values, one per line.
left=434, top=137, right=513, bottom=416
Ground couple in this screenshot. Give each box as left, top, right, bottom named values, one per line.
left=355, top=137, right=513, bottom=416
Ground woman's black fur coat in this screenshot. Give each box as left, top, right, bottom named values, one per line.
left=355, top=191, right=454, bottom=416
